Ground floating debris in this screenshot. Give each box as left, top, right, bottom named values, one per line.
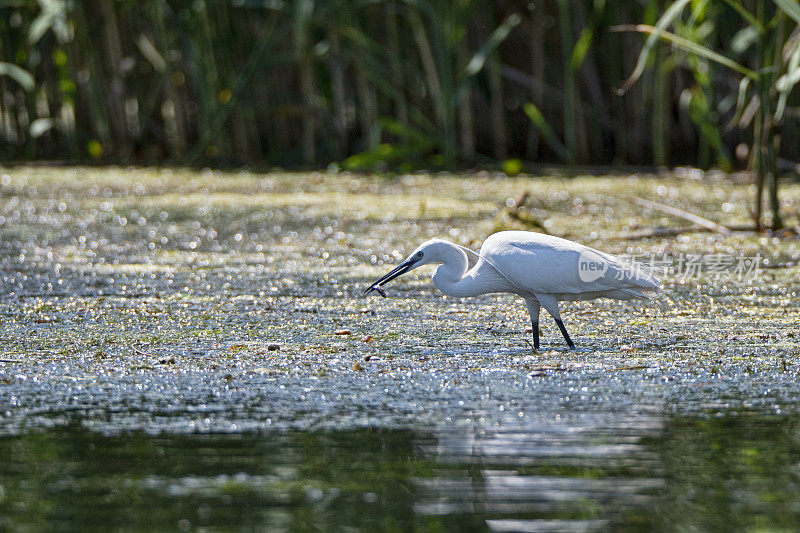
left=0, top=166, right=798, bottom=443
left=132, top=346, right=154, bottom=357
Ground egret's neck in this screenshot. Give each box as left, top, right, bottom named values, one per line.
left=431, top=245, right=486, bottom=298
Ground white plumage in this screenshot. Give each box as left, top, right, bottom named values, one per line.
left=364, top=230, right=659, bottom=349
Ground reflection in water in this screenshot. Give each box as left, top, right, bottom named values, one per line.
left=655, top=416, right=800, bottom=531
left=416, top=420, right=663, bottom=531
left=1, top=415, right=800, bottom=530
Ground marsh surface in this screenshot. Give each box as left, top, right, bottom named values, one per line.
left=1, top=167, right=800, bottom=530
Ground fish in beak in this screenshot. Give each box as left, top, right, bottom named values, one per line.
left=363, top=256, right=421, bottom=297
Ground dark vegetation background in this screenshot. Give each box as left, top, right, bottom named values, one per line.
left=0, top=0, right=799, bottom=173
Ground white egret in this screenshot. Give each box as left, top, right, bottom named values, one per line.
left=364, top=230, right=659, bottom=349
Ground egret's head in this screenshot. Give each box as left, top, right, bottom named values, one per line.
left=363, top=239, right=450, bottom=297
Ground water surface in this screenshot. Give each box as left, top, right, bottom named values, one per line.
left=2, top=167, right=800, bottom=530
left=2, top=414, right=800, bottom=531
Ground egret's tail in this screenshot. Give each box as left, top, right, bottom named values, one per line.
left=616, top=260, right=661, bottom=292
left=610, top=286, right=659, bottom=300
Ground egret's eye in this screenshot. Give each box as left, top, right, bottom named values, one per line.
left=417, top=251, right=424, bottom=258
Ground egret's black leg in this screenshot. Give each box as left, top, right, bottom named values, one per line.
left=524, top=298, right=541, bottom=351
left=554, top=318, right=575, bottom=349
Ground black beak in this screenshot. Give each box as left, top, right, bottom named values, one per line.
left=363, top=258, right=419, bottom=297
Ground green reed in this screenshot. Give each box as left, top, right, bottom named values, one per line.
left=0, top=0, right=797, bottom=192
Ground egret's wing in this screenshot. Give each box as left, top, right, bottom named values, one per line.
left=479, top=231, right=659, bottom=295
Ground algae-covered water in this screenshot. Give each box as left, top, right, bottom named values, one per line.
left=2, top=166, right=800, bottom=530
